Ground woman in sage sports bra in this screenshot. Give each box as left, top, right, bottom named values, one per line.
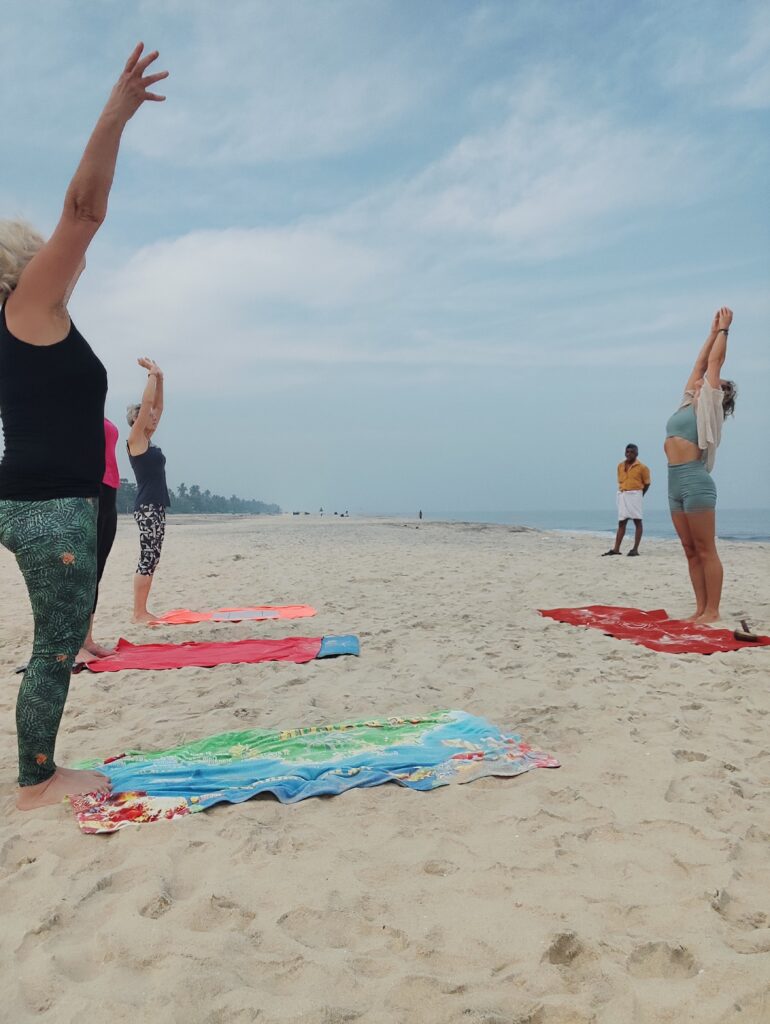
left=665, top=307, right=736, bottom=624
left=0, top=43, right=168, bottom=811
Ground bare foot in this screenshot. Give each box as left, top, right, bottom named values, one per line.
left=76, top=647, right=98, bottom=664
left=695, top=610, right=721, bottom=626
left=16, top=767, right=112, bottom=811
left=132, top=611, right=158, bottom=625
left=83, top=640, right=114, bottom=658
left=684, top=611, right=705, bottom=622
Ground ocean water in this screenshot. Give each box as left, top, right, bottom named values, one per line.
left=421, top=508, right=770, bottom=542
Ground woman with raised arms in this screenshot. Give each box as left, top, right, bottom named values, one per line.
left=664, top=307, right=736, bottom=624
left=0, top=44, right=168, bottom=810
left=126, top=357, right=172, bottom=624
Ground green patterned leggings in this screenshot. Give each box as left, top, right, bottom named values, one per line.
left=0, top=497, right=97, bottom=787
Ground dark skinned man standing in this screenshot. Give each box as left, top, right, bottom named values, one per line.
left=603, top=444, right=651, bottom=556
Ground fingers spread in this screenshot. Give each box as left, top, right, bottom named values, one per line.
left=142, top=71, right=169, bottom=86
left=144, top=93, right=167, bottom=102
left=124, top=42, right=144, bottom=73
left=137, top=49, right=160, bottom=75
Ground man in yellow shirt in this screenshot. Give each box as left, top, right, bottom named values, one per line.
left=602, top=444, right=651, bottom=557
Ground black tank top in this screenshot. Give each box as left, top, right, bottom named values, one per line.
left=128, top=443, right=171, bottom=510
left=0, top=304, right=107, bottom=500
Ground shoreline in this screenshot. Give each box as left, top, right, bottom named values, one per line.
left=132, top=510, right=770, bottom=545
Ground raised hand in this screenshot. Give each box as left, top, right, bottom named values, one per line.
left=716, top=306, right=733, bottom=331
left=106, top=43, right=169, bottom=122
left=137, top=356, right=162, bottom=377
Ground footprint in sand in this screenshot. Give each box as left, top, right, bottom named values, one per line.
left=711, top=888, right=768, bottom=932
left=544, top=931, right=586, bottom=967
left=510, top=1008, right=598, bottom=1024
left=626, top=941, right=699, bottom=978
left=710, top=827, right=770, bottom=953
left=314, top=1011, right=363, bottom=1024
left=187, top=893, right=257, bottom=934
left=279, top=905, right=409, bottom=953
left=139, top=889, right=173, bottom=919
left=422, top=859, right=459, bottom=877
left=541, top=931, right=601, bottom=980
left=0, top=835, right=37, bottom=878
left=79, top=873, right=113, bottom=903
left=15, top=908, right=66, bottom=959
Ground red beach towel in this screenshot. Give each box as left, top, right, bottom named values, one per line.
left=80, top=635, right=359, bottom=673
left=539, top=606, right=770, bottom=655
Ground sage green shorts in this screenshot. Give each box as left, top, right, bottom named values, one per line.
left=667, top=460, right=717, bottom=513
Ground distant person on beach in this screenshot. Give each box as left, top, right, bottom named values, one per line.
left=665, top=307, right=736, bottom=623
left=76, top=417, right=121, bottom=663
left=602, top=445, right=651, bottom=557
left=127, top=359, right=171, bottom=624
left=0, top=43, right=168, bottom=810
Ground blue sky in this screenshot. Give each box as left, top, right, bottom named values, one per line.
left=2, top=0, right=768, bottom=512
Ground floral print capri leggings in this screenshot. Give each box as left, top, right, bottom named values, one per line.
left=134, top=503, right=166, bottom=575
left=0, top=497, right=97, bottom=787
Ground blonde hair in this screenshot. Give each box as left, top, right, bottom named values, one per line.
left=0, top=220, right=45, bottom=303
left=126, top=403, right=142, bottom=426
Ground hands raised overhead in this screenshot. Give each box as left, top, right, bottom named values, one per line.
left=137, top=357, right=163, bottom=378
left=715, top=306, right=733, bottom=332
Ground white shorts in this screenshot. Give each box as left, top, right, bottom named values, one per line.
left=617, top=490, right=643, bottom=521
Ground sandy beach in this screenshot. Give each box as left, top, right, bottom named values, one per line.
left=1, top=514, right=769, bottom=1023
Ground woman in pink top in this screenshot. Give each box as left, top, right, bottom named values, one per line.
left=77, top=417, right=120, bottom=661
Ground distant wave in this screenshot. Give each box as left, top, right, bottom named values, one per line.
left=406, top=509, right=770, bottom=543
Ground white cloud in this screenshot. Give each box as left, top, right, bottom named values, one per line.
left=663, top=2, right=770, bottom=110
left=110, top=226, right=387, bottom=308
left=333, top=77, right=705, bottom=261
left=127, top=0, right=432, bottom=166
left=76, top=224, right=389, bottom=393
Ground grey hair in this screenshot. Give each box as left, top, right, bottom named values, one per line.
left=0, top=220, right=46, bottom=303
left=126, top=403, right=142, bottom=426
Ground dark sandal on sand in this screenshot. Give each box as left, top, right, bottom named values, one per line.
left=602, top=550, right=620, bottom=556
left=734, top=619, right=760, bottom=642
left=627, top=550, right=640, bottom=556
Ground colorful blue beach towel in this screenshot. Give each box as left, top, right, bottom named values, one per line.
left=70, top=710, right=559, bottom=833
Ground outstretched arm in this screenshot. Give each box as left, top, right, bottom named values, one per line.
left=152, top=365, right=165, bottom=424
left=684, top=310, right=721, bottom=392
left=127, top=360, right=161, bottom=455
left=705, top=307, right=732, bottom=388
left=140, top=357, right=165, bottom=427
left=10, top=44, right=168, bottom=328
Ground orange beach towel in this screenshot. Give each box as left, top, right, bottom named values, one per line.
left=152, top=605, right=316, bottom=625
